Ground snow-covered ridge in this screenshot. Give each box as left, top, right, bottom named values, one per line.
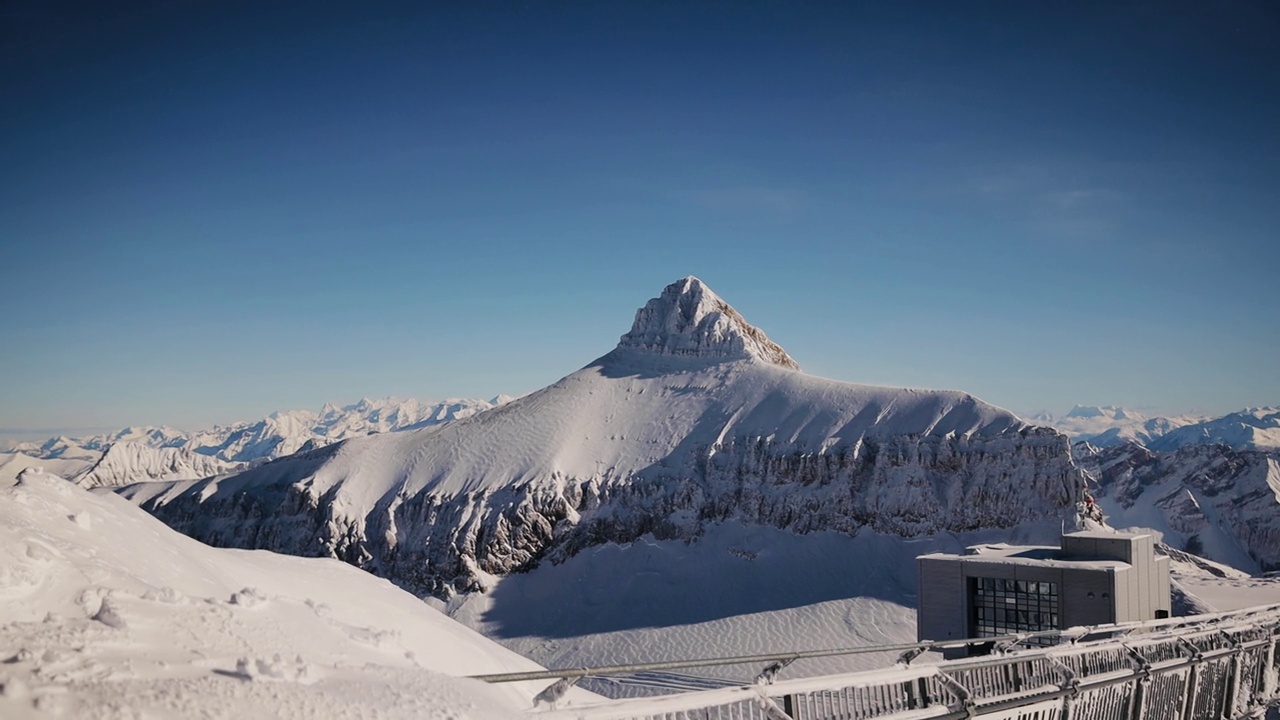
left=121, top=278, right=1086, bottom=599
left=615, top=276, right=799, bottom=369
left=73, top=442, right=245, bottom=490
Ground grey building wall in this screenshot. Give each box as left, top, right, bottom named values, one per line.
left=1060, top=566, right=1118, bottom=627
left=1112, top=566, right=1130, bottom=624
left=917, top=556, right=966, bottom=642
left=1154, top=555, right=1171, bottom=616
left=918, top=531, right=1173, bottom=646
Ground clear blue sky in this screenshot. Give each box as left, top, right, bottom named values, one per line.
left=3, top=1, right=1278, bottom=435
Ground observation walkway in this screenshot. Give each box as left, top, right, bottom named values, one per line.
left=474, top=603, right=1280, bottom=720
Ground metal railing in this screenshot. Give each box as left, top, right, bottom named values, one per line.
left=473, top=603, right=1280, bottom=720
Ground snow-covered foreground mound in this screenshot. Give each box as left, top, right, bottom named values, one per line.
left=119, top=277, right=1085, bottom=599
left=0, top=470, right=597, bottom=719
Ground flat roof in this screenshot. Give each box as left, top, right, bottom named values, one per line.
left=1063, top=530, right=1152, bottom=541
left=917, top=542, right=1130, bottom=570
left=917, top=552, right=1128, bottom=571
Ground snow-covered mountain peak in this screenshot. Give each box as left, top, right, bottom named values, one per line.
left=1064, top=405, right=1132, bottom=420
left=614, top=276, right=800, bottom=369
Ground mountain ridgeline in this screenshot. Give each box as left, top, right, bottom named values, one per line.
left=119, top=278, right=1087, bottom=599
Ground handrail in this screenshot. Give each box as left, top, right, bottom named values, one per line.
left=470, top=602, right=1280, bottom=684
left=523, top=606, right=1280, bottom=720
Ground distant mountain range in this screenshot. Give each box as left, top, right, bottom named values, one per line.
left=1, top=395, right=511, bottom=489
left=1028, top=405, right=1279, bottom=452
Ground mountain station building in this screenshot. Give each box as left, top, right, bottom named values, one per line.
left=916, top=530, right=1171, bottom=652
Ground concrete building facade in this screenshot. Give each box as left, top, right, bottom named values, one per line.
left=917, top=530, right=1171, bottom=649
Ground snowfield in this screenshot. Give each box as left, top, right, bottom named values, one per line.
left=0, top=470, right=599, bottom=718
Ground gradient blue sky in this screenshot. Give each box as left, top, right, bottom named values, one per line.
left=3, top=1, right=1278, bottom=435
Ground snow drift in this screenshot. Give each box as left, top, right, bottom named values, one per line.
left=0, top=469, right=598, bottom=718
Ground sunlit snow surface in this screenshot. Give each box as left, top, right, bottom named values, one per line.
left=0, top=470, right=598, bottom=718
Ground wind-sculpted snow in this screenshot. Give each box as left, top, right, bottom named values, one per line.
left=119, top=278, right=1086, bottom=601
left=1078, top=442, right=1280, bottom=573
left=0, top=469, right=599, bottom=718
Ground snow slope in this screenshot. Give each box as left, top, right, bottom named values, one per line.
left=0, top=469, right=599, bottom=718
left=120, top=277, right=1085, bottom=600
left=27, top=437, right=101, bottom=462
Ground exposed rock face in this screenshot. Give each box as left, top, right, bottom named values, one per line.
left=1077, top=442, right=1280, bottom=572
left=118, top=278, right=1086, bottom=600
left=617, top=276, right=799, bottom=370
left=124, top=428, right=1081, bottom=599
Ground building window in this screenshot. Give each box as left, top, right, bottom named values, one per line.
left=970, top=578, right=1059, bottom=641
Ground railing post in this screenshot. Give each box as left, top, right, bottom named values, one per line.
left=1265, top=636, right=1278, bottom=701
left=936, top=671, right=975, bottom=718
left=1128, top=673, right=1147, bottom=720
left=1124, top=644, right=1151, bottom=720
left=1178, top=663, right=1199, bottom=720
left=1222, top=636, right=1244, bottom=720
left=1176, top=638, right=1202, bottom=720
